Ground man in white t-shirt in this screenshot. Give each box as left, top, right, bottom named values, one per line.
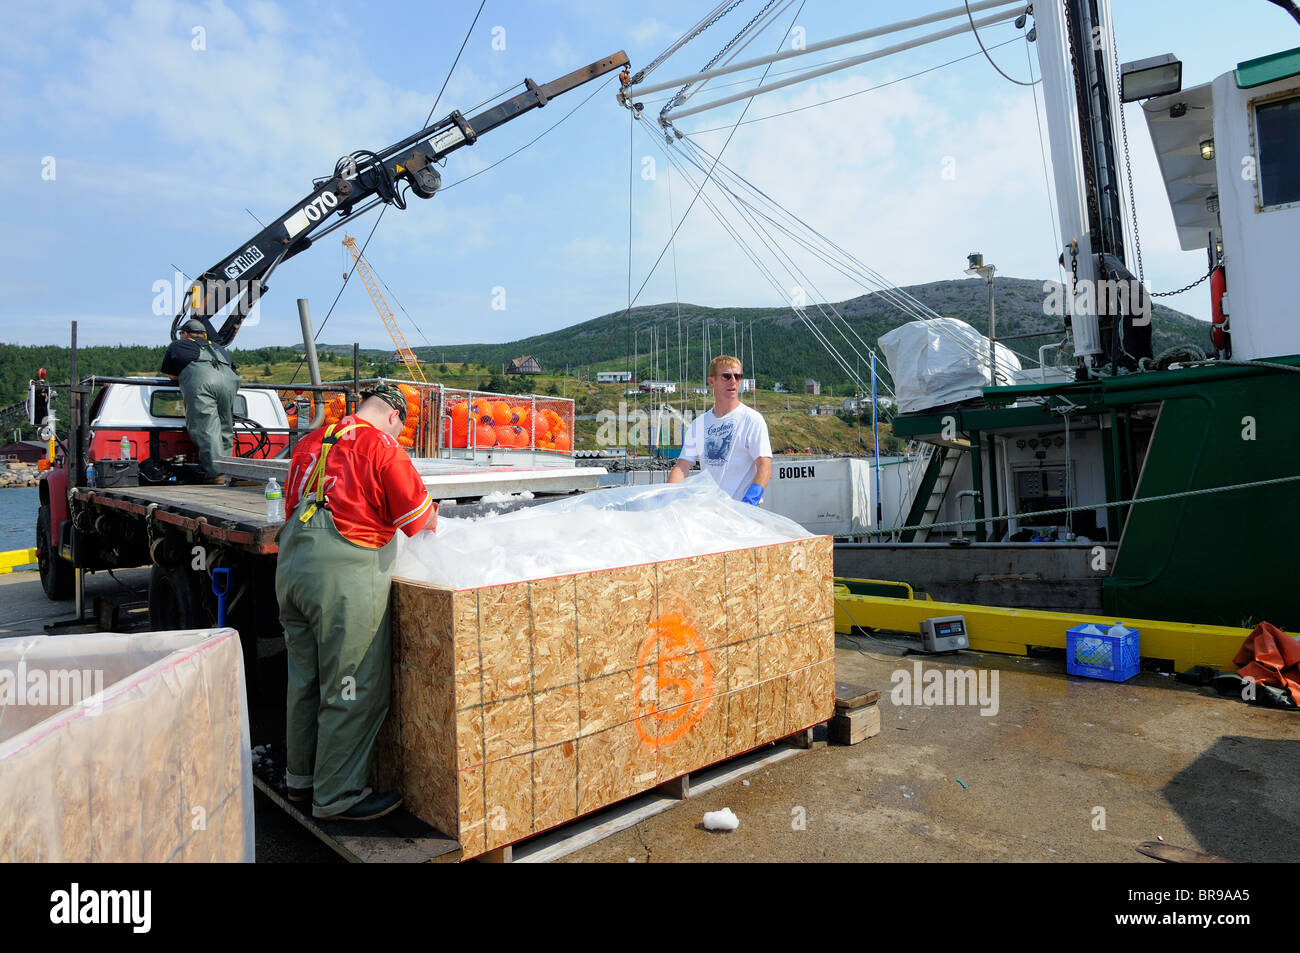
left=669, top=355, right=772, bottom=504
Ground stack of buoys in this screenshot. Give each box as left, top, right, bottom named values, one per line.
left=397, top=384, right=422, bottom=448
left=322, top=393, right=347, bottom=427
left=533, top=407, right=572, bottom=453
left=440, top=397, right=572, bottom=453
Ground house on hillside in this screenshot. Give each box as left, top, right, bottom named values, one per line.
left=639, top=380, right=676, bottom=394
left=508, top=355, right=543, bottom=375
left=596, top=371, right=633, bottom=383
left=804, top=378, right=821, bottom=395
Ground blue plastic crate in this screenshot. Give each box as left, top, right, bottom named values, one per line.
left=1066, top=623, right=1140, bottom=682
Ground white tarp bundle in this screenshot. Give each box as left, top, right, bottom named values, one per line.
left=394, top=474, right=812, bottom=588
left=879, top=318, right=1022, bottom=414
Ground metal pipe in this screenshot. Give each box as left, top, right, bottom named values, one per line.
left=637, top=0, right=1024, bottom=96
left=662, top=7, right=1023, bottom=122
left=297, top=298, right=327, bottom=429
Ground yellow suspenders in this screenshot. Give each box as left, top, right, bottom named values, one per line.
left=298, top=423, right=359, bottom=523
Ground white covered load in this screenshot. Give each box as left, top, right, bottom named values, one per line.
left=879, top=318, right=1021, bottom=414
left=395, top=475, right=811, bottom=588
left=0, top=628, right=253, bottom=862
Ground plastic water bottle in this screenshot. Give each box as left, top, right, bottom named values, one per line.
left=120, top=436, right=131, bottom=460
left=85, top=460, right=97, bottom=487
left=265, top=477, right=284, bottom=522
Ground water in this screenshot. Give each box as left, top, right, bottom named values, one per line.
left=0, top=487, right=39, bottom=551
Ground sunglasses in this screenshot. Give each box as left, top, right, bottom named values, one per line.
left=714, top=372, right=743, bottom=380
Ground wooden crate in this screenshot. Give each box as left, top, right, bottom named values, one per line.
left=382, top=536, right=834, bottom=859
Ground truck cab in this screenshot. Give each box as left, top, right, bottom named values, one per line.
left=36, top=379, right=289, bottom=600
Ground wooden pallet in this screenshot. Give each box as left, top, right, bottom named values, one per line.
left=483, top=727, right=817, bottom=863
left=251, top=772, right=461, bottom=864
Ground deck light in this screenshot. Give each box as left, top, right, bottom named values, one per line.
left=1121, top=53, right=1182, bottom=102
left=1200, top=138, right=1215, bottom=160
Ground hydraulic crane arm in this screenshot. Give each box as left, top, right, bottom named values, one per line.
left=173, top=50, right=629, bottom=345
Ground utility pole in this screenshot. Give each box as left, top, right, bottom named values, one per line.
left=964, top=253, right=1000, bottom=385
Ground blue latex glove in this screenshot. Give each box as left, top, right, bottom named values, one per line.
left=742, top=483, right=764, bottom=506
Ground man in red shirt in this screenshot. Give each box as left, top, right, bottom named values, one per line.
left=276, top=382, right=435, bottom=821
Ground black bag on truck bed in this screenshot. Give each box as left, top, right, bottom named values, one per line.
left=95, top=459, right=140, bottom=487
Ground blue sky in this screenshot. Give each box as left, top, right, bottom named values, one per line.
left=2, top=1, right=1294, bottom=351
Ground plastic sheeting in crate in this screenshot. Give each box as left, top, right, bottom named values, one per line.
left=1066, top=622, right=1140, bottom=682
left=0, top=628, right=253, bottom=861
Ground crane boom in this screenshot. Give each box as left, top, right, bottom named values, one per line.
left=172, top=50, right=629, bottom=346
left=343, top=235, right=427, bottom=384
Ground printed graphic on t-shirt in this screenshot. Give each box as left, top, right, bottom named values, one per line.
left=704, top=421, right=734, bottom=466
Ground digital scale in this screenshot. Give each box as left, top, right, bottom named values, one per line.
left=919, top=615, right=969, bottom=653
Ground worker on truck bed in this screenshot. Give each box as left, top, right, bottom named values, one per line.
left=276, top=382, right=436, bottom=821
left=669, top=355, right=772, bottom=504
left=159, top=317, right=240, bottom=483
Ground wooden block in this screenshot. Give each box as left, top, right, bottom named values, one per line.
left=725, top=684, right=759, bottom=754
left=784, top=664, right=819, bottom=737
left=579, top=668, right=638, bottom=738
left=784, top=621, right=818, bottom=671
left=656, top=553, right=727, bottom=651
left=577, top=720, right=656, bottom=814
left=457, top=765, right=485, bottom=858
left=532, top=741, right=577, bottom=833
left=483, top=693, right=534, bottom=763
left=576, top=565, right=655, bottom=681
left=724, top=549, right=758, bottom=645
left=755, top=544, right=790, bottom=635
left=786, top=727, right=815, bottom=749
left=656, top=774, right=690, bottom=799
left=534, top=682, right=579, bottom=749
left=653, top=689, right=727, bottom=784
left=394, top=584, right=453, bottom=678
left=483, top=753, right=533, bottom=852
left=478, top=582, right=532, bottom=703
left=454, top=700, right=485, bottom=771
left=830, top=704, right=881, bottom=745
left=453, top=590, right=482, bottom=710
left=784, top=538, right=819, bottom=624
left=755, top=676, right=788, bottom=746
left=811, top=617, right=836, bottom=664
left=807, top=536, right=835, bottom=619
left=529, top=576, right=577, bottom=693
left=834, top=682, right=881, bottom=710
left=727, top=638, right=759, bottom=692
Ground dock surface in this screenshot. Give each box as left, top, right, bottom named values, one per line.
left=3, top=567, right=1295, bottom=863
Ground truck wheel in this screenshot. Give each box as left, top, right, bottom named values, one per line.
left=148, top=564, right=208, bottom=630
left=36, top=505, right=73, bottom=601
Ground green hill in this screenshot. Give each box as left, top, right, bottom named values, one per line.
left=398, top=277, right=1213, bottom=392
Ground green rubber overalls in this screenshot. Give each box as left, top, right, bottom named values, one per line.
left=179, top=339, right=240, bottom=479
left=275, top=424, right=397, bottom=818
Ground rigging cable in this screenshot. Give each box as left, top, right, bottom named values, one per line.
left=963, top=0, right=1040, bottom=86
left=588, top=0, right=808, bottom=370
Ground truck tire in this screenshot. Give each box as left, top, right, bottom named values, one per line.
left=148, top=563, right=209, bottom=630
left=36, top=505, right=73, bottom=601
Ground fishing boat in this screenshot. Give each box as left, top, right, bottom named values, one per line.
left=619, top=1, right=1300, bottom=630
